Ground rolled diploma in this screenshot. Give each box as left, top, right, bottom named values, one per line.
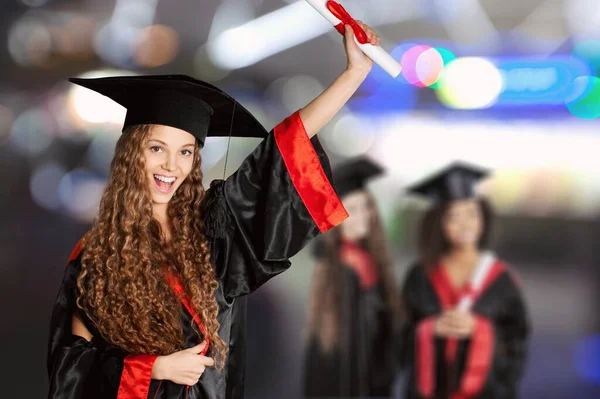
left=305, top=0, right=403, bottom=77
left=456, top=252, right=496, bottom=311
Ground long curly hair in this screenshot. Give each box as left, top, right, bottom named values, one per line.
left=306, top=192, right=401, bottom=352
left=76, top=124, right=227, bottom=368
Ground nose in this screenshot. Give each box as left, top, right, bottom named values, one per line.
left=162, top=152, right=177, bottom=172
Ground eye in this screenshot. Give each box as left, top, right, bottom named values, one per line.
left=150, top=146, right=163, bottom=153
left=181, top=149, right=193, bottom=156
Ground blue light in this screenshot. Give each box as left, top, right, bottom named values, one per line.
left=574, top=335, right=600, bottom=385
left=347, top=84, right=417, bottom=116
left=495, top=56, right=592, bottom=106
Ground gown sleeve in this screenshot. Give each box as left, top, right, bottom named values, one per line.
left=482, top=273, right=530, bottom=398
left=201, top=110, right=348, bottom=299
left=47, top=241, right=158, bottom=399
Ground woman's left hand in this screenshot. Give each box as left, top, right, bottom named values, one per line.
left=443, top=309, right=476, bottom=338
left=343, top=21, right=380, bottom=75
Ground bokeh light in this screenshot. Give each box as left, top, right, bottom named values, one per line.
left=58, top=169, right=106, bottom=222
left=319, top=113, right=376, bottom=157
left=68, top=69, right=135, bottom=126
left=565, top=76, right=600, bottom=120
left=429, top=47, right=457, bottom=90
left=401, top=45, right=445, bottom=88
left=9, top=108, right=55, bottom=155
left=574, top=335, right=600, bottom=385
left=436, top=57, right=504, bottom=109
left=55, top=16, right=96, bottom=60
left=134, top=24, right=179, bottom=68
left=30, top=162, right=66, bottom=211
left=8, top=16, right=52, bottom=66
left=279, top=75, right=324, bottom=114
left=572, top=40, right=600, bottom=74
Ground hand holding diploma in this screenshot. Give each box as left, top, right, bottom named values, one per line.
left=305, top=0, right=403, bottom=77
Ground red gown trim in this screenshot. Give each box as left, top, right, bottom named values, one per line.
left=117, top=354, right=159, bottom=399
left=339, top=240, right=378, bottom=289
left=415, top=261, right=505, bottom=398
left=416, top=317, right=437, bottom=397
left=68, top=239, right=84, bottom=262
left=273, top=111, right=349, bottom=233
left=164, top=270, right=210, bottom=356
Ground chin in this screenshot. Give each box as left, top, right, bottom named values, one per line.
left=151, top=193, right=175, bottom=204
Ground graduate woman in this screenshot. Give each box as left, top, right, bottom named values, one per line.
left=304, top=157, right=401, bottom=398
left=47, top=23, right=381, bottom=399
left=400, top=163, right=530, bottom=399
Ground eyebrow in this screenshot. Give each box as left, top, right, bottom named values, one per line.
left=148, top=139, right=196, bottom=148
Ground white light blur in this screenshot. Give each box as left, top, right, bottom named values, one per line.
left=374, top=114, right=600, bottom=185
left=30, top=162, right=66, bottom=211
left=319, top=113, right=376, bottom=157
left=207, top=1, right=330, bottom=69
left=433, top=0, right=500, bottom=53
left=68, top=69, right=135, bottom=125
left=9, top=108, right=54, bottom=155
left=58, top=169, right=106, bottom=222
left=206, top=0, right=423, bottom=70
left=372, top=115, right=600, bottom=215
left=565, top=0, right=600, bottom=40
left=436, top=57, right=504, bottom=109
left=280, top=75, right=325, bottom=113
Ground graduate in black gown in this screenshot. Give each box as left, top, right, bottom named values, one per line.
left=304, top=157, right=401, bottom=398
left=399, top=163, right=530, bottom=399
left=46, top=23, right=383, bottom=399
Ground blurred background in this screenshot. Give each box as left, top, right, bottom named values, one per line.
left=1, top=0, right=599, bottom=397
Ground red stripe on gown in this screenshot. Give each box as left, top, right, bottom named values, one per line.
left=273, top=111, right=348, bottom=233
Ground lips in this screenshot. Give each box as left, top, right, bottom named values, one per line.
left=153, top=174, right=177, bottom=193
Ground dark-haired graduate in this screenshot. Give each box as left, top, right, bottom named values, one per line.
left=399, top=162, right=530, bottom=399
left=303, top=157, right=401, bottom=398
left=47, top=23, right=382, bottom=399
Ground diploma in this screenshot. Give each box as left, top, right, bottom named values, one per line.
left=305, top=0, right=402, bottom=78
left=457, top=252, right=496, bottom=311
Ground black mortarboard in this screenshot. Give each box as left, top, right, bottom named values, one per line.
left=333, top=157, right=385, bottom=197
left=69, top=74, right=269, bottom=147
left=406, top=162, right=490, bottom=202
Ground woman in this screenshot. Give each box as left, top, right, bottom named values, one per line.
left=47, top=23, right=381, bottom=399
left=304, top=157, right=401, bottom=398
left=400, top=162, right=530, bottom=399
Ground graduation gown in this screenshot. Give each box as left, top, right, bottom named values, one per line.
left=304, top=240, right=396, bottom=398
left=400, top=261, right=530, bottom=399
left=47, top=111, right=349, bottom=399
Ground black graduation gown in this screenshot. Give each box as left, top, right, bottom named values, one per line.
left=46, top=111, right=350, bottom=399
left=303, top=241, right=396, bottom=398
left=399, top=261, right=530, bottom=399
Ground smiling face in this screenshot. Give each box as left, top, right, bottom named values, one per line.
left=442, top=198, right=484, bottom=250
left=143, top=124, right=197, bottom=206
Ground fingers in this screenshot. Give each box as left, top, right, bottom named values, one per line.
left=344, top=24, right=354, bottom=42
left=184, top=343, right=205, bottom=354
left=355, top=20, right=380, bottom=46
left=199, top=356, right=215, bottom=367
left=184, top=340, right=208, bottom=354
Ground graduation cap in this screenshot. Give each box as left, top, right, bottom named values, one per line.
left=406, top=162, right=490, bottom=202
left=333, top=157, right=385, bottom=197
left=69, top=74, right=269, bottom=147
